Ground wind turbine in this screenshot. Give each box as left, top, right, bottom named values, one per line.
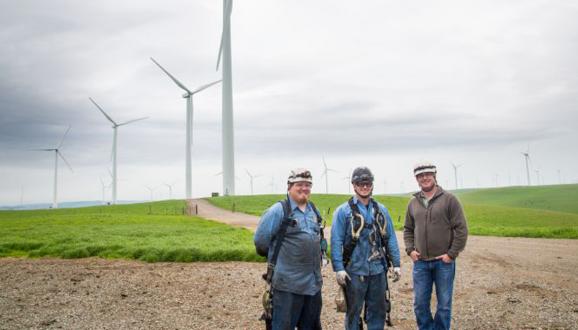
left=342, top=175, right=351, bottom=194
left=33, top=126, right=73, bottom=209
left=164, top=181, right=177, bottom=200
left=89, top=98, right=147, bottom=205
left=451, top=163, right=462, bottom=190
left=245, top=169, right=261, bottom=195
left=534, top=169, right=541, bottom=186
left=268, top=176, right=276, bottom=193
left=320, top=156, right=337, bottom=194
left=145, top=185, right=157, bottom=202
left=99, top=177, right=112, bottom=205
left=521, top=149, right=531, bottom=186
left=216, top=0, right=236, bottom=196
left=150, top=57, right=221, bottom=200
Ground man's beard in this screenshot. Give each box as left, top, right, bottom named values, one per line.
left=421, top=181, right=436, bottom=193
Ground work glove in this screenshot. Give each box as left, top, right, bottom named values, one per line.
left=336, top=270, right=350, bottom=287
left=391, top=267, right=401, bottom=282
left=321, top=256, right=329, bottom=268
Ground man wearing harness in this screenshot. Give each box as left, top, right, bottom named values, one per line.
left=331, top=167, right=401, bottom=329
left=254, top=168, right=325, bottom=330
left=404, top=162, right=468, bottom=330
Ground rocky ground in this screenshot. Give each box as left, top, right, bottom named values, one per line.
left=1, top=234, right=577, bottom=329
left=1, top=201, right=577, bottom=329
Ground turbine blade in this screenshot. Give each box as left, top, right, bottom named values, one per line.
left=216, top=31, right=224, bottom=71
left=30, top=148, right=55, bottom=151
left=57, top=125, right=71, bottom=149
left=245, top=169, right=251, bottom=178
left=192, top=80, right=222, bottom=94
left=58, top=151, right=73, bottom=173
left=89, top=97, right=117, bottom=125
left=215, top=0, right=232, bottom=71
left=118, top=117, right=149, bottom=126
left=214, top=171, right=223, bottom=176
left=150, top=57, right=192, bottom=94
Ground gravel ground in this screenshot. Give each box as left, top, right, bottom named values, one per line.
left=1, top=234, right=577, bottom=330
left=2, top=201, right=577, bottom=329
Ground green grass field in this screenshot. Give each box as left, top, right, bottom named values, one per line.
left=208, top=194, right=408, bottom=226
left=454, top=184, right=578, bottom=214
left=0, top=200, right=261, bottom=262
left=208, top=188, right=578, bottom=239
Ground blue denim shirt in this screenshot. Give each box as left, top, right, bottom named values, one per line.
left=254, top=197, right=322, bottom=296
left=331, top=197, right=401, bottom=275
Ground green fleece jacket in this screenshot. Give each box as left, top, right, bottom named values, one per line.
left=403, top=186, right=468, bottom=260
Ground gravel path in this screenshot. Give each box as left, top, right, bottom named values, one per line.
left=1, top=201, right=577, bottom=329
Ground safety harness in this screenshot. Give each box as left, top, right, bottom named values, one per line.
left=341, top=197, right=394, bottom=327
left=259, top=197, right=327, bottom=330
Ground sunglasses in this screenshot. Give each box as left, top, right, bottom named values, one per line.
left=355, top=182, right=373, bottom=188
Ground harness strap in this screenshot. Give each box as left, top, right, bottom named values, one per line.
left=266, top=198, right=293, bottom=283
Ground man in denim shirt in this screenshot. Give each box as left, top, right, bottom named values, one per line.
left=331, top=167, right=401, bottom=330
left=254, top=168, right=323, bottom=329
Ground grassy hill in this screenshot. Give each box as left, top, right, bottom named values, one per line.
left=453, top=184, right=578, bottom=214
left=0, top=200, right=260, bottom=262
left=208, top=192, right=578, bottom=239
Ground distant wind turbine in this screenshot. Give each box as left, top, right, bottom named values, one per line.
left=534, top=169, right=541, bottom=186
left=216, top=0, right=236, bottom=196
left=164, top=182, right=177, bottom=200
left=451, top=163, right=462, bottom=190
left=320, top=156, right=337, bottom=194
left=99, top=177, right=112, bottom=205
left=150, top=57, right=221, bottom=200
left=521, top=149, right=531, bottom=186
left=33, top=126, right=73, bottom=209
left=245, top=169, right=261, bottom=195
left=145, top=185, right=157, bottom=202
left=89, top=97, right=148, bottom=205
left=342, top=175, right=352, bottom=194
left=268, top=176, right=276, bottom=193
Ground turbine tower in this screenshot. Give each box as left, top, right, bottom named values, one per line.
left=320, top=156, right=336, bottom=194
left=89, top=97, right=148, bottom=204
left=33, top=126, right=73, bottom=209
left=245, top=169, right=261, bottom=195
left=451, top=163, right=462, bottom=190
left=216, top=0, right=235, bottom=196
left=150, top=57, right=221, bottom=200
left=521, top=150, right=531, bottom=186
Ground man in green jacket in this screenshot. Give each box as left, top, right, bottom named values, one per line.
left=404, top=162, right=468, bottom=330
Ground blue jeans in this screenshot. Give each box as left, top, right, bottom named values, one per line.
left=344, top=272, right=387, bottom=330
left=272, top=289, right=322, bottom=330
left=412, top=259, right=456, bottom=330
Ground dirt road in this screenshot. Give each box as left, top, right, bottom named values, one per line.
left=1, top=200, right=577, bottom=329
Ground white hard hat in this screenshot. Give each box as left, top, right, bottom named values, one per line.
left=413, top=162, right=437, bottom=176
left=287, top=168, right=313, bottom=184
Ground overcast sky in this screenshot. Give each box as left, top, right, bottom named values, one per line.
left=1, top=0, right=577, bottom=205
